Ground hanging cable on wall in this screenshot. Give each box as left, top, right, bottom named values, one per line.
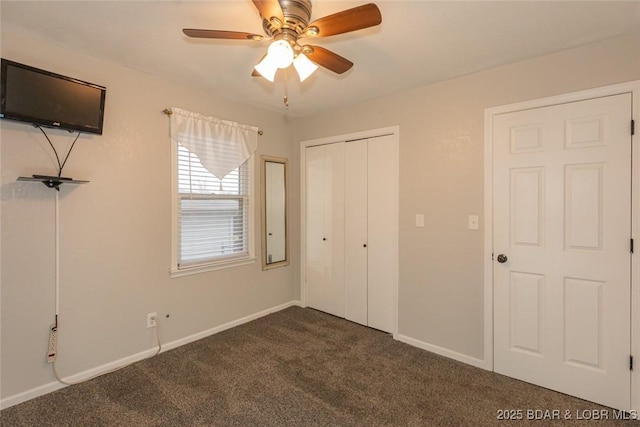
left=35, top=125, right=82, bottom=177
left=48, top=185, right=162, bottom=384
left=17, top=126, right=89, bottom=190
left=26, top=129, right=163, bottom=385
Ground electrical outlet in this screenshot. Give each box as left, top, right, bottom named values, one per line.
left=147, top=312, right=157, bottom=329
left=468, top=214, right=479, bottom=230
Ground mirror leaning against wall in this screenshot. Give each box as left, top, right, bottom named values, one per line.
left=261, top=156, right=289, bottom=270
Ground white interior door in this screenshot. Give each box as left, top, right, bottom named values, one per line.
left=305, top=143, right=345, bottom=318
left=493, top=93, right=632, bottom=409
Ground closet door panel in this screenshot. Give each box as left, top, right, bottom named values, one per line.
left=324, top=142, right=346, bottom=317
left=367, top=135, right=397, bottom=333
left=345, top=140, right=368, bottom=326
left=305, top=143, right=345, bottom=318
left=305, top=145, right=329, bottom=313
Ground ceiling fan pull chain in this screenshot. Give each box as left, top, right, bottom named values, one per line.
left=283, top=68, right=290, bottom=109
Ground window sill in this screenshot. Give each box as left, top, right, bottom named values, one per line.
left=170, top=256, right=256, bottom=278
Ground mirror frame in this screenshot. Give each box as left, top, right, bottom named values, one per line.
left=261, top=155, right=289, bottom=270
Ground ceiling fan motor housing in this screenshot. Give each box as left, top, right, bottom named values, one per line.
left=263, top=0, right=312, bottom=42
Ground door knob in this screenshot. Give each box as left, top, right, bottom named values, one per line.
left=497, top=254, right=508, bottom=263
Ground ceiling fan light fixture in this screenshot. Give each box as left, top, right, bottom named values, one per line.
left=254, top=56, right=278, bottom=82
left=293, top=53, right=318, bottom=82
left=267, top=39, right=294, bottom=69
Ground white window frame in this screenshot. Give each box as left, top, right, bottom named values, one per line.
left=170, top=140, right=255, bottom=278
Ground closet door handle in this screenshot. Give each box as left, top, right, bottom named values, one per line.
left=363, top=244, right=367, bottom=248
left=322, top=237, right=327, bottom=241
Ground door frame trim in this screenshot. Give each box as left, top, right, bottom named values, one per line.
left=299, top=126, right=400, bottom=337
left=484, top=81, right=640, bottom=407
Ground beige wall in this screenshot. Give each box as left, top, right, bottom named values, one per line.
left=294, top=32, right=640, bottom=361
left=1, top=26, right=298, bottom=402
left=2, top=20, right=639, bottom=406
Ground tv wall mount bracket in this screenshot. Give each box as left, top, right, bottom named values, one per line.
left=17, top=175, right=89, bottom=191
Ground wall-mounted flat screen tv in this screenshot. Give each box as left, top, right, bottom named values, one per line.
left=0, top=58, right=106, bottom=135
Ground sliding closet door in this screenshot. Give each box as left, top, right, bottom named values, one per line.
left=367, top=135, right=397, bottom=333
left=344, top=135, right=397, bottom=332
left=305, top=143, right=345, bottom=318
left=345, top=140, right=368, bottom=325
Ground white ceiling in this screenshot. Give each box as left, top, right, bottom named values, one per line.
left=2, top=1, right=639, bottom=117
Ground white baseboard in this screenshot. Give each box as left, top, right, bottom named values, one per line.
left=0, top=300, right=301, bottom=410
left=0, top=381, right=66, bottom=411
left=395, top=334, right=490, bottom=370
left=159, top=300, right=300, bottom=352
left=0, top=345, right=157, bottom=410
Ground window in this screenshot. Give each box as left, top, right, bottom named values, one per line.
left=178, top=144, right=251, bottom=265
left=170, top=108, right=258, bottom=276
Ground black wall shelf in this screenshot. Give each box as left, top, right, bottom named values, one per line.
left=18, top=175, right=89, bottom=191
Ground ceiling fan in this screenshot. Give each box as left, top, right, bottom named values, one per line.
left=183, top=0, right=382, bottom=83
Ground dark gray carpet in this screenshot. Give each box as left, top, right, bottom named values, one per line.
left=1, top=306, right=636, bottom=426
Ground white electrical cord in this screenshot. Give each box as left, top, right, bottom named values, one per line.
left=50, top=189, right=162, bottom=386
left=55, top=191, right=60, bottom=319
left=52, top=324, right=162, bottom=385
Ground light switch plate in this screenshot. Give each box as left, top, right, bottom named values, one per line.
left=416, top=214, right=424, bottom=228
left=468, top=215, right=479, bottom=230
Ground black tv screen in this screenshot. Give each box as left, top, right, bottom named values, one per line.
left=0, top=58, right=106, bottom=134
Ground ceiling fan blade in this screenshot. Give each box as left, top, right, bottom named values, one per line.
left=305, top=46, right=353, bottom=74
left=305, top=3, right=382, bottom=37
left=183, top=29, right=263, bottom=40
left=252, top=0, right=284, bottom=23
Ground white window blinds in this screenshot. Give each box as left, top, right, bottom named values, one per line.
left=170, top=108, right=258, bottom=269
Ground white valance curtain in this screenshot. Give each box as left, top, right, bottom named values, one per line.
left=170, top=107, right=259, bottom=180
